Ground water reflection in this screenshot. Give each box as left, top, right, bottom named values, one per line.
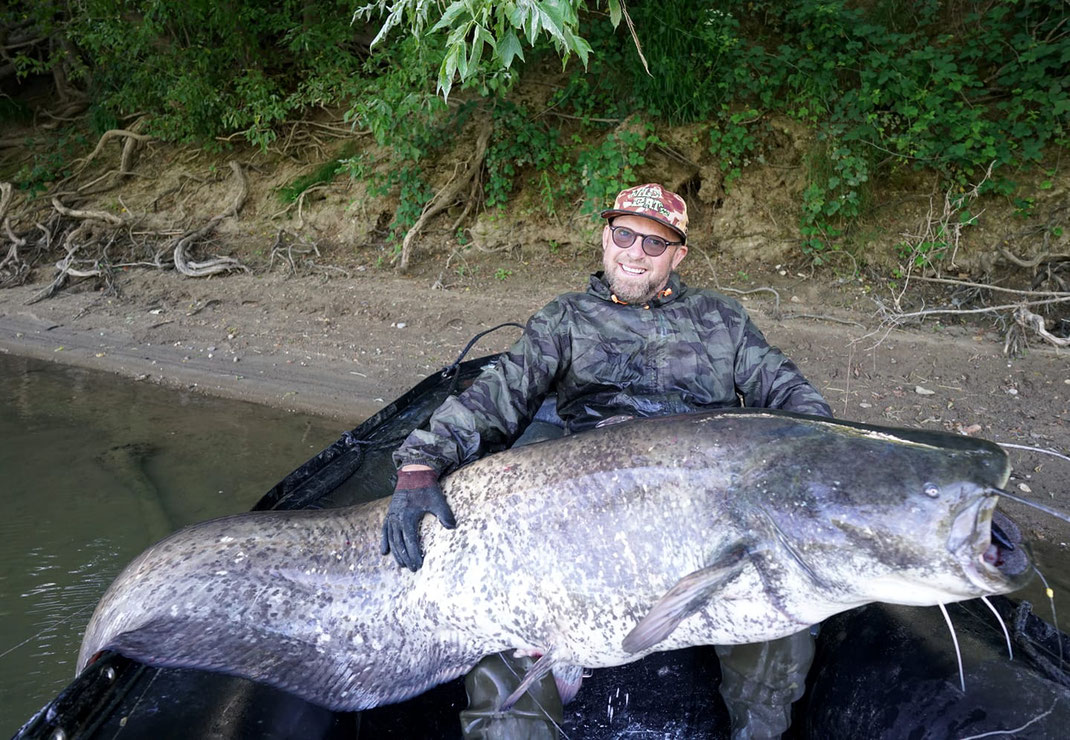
left=0, top=353, right=344, bottom=732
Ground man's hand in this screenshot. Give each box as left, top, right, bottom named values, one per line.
left=381, top=466, right=456, bottom=571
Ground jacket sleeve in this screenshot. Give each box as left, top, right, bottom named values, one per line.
left=730, top=305, right=833, bottom=418
left=392, top=300, right=571, bottom=475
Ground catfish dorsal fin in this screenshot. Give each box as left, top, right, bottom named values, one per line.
left=622, top=543, right=750, bottom=654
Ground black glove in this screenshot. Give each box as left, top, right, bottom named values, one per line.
left=381, top=468, right=456, bottom=571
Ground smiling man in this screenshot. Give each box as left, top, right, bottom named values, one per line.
left=599, top=182, right=689, bottom=304
left=383, top=183, right=832, bottom=739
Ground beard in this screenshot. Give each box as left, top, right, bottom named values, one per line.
left=605, top=268, right=661, bottom=304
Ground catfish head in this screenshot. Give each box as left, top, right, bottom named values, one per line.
left=746, top=415, right=1033, bottom=610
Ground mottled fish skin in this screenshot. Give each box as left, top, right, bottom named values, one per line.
left=77, top=409, right=1031, bottom=712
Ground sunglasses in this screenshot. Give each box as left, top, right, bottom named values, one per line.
left=608, top=224, right=684, bottom=257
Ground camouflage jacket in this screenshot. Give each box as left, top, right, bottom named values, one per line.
left=393, top=272, right=832, bottom=475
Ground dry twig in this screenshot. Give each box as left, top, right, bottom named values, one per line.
left=905, top=275, right=1068, bottom=298
left=25, top=242, right=93, bottom=304
left=880, top=295, right=1070, bottom=321
left=271, top=184, right=328, bottom=229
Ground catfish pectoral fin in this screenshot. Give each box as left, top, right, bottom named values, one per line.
left=622, top=545, right=749, bottom=654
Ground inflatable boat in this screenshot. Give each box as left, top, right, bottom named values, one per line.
left=14, top=350, right=1070, bottom=739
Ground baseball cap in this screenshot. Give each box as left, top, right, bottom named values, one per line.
left=600, top=183, right=688, bottom=243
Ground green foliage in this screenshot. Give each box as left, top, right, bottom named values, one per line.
left=347, top=36, right=450, bottom=159
left=278, top=142, right=361, bottom=203
left=12, top=128, right=89, bottom=196
left=799, top=133, right=872, bottom=259
left=693, top=0, right=1068, bottom=259
left=895, top=229, right=949, bottom=270
left=1012, top=196, right=1036, bottom=220
left=484, top=102, right=566, bottom=210
left=8, top=1, right=369, bottom=146
left=708, top=107, right=762, bottom=189
left=5, top=0, right=1067, bottom=266
left=339, top=39, right=468, bottom=247
left=0, top=98, right=31, bottom=124
left=388, top=167, right=435, bottom=238
left=277, top=162, right=335, bottom=204
left=619, top=5, right=751, bottom=124
left=765, top=0, right=1067, bottom=254
left=576, top=125, right=662, bottom=214
left=347, top=0, right=1067, bottom=259
left=354, top=0, right=622, bottom=98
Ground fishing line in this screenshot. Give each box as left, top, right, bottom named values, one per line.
left=1033, top=566, right=1064, bottom=671
left=958, top=697, right=1059, bottom=740
left=0, top=603, right=93, bottom=661
left=938, top=603, right=966, bottom=693
left=980, top=595, right=1013, bottom=661
left=111, top=665, right=161, bottom=736
left=497, top=652, right=572, bottom=740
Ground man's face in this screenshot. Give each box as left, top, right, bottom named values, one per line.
left=601, top=214, right=688, bottom=304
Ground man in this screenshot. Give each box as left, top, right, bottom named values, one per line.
left=382, top=183, right=832, bottom=739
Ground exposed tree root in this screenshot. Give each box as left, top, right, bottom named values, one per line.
left=75, top=128, right=152, bottom=175
left=265, top=229, right=345, bottom=280
left=872, top=172, right=1069, bottom=352
left=873, top=293, right=1070, bottom=353
left=26, top=246, right=80, bottom=304
left=396, top=125, right=491, bottom=273
left=25, top=221, right=114, bottom=304
left=0, top=243, right=27, bottom=287
left=906, top=275, right=1068, bottom=299
left=51, top=197, right=123, bottom=225
left=999, top=245, right=1069, bottom=269
left=5, top=158, right=251, bottom=303
left=0, top=183, right=30, bottom=287
left=171, top=161, right=250, bottom=277
left=270, top=184, right=327, bottom=230
left=150, top=172, right=207, bottom=212
left=269, top=229, right=319, bottom=276
left=1014, top=305, right=1070, bottom=348
left=0, top=183, right=13, bottom=223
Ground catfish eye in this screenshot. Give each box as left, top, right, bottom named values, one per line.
left=923, top=483, right=940, bottom=498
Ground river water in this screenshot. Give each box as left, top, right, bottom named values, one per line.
left=0, top=353, right=345, bottom=733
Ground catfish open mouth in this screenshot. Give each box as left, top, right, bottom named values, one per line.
left=952, top=495, right=1032, bottom=592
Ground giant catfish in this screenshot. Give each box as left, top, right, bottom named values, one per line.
left=77, top=409, right=1032, bottom=711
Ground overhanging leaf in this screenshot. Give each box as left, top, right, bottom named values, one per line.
left=430, top=2, right=470, bottom=34
left=499, top=29, right=525, bottom=69
left=607, top=0, right=622, bottom=27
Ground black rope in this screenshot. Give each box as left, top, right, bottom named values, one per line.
left=441, top=322, right=524, bottom=397
left=341, top=430, right=408, bottom=451
left=334, top=322, right=523, bottom=449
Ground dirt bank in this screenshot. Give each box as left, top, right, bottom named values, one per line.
left=1, top=258, right=1067, bottom=550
